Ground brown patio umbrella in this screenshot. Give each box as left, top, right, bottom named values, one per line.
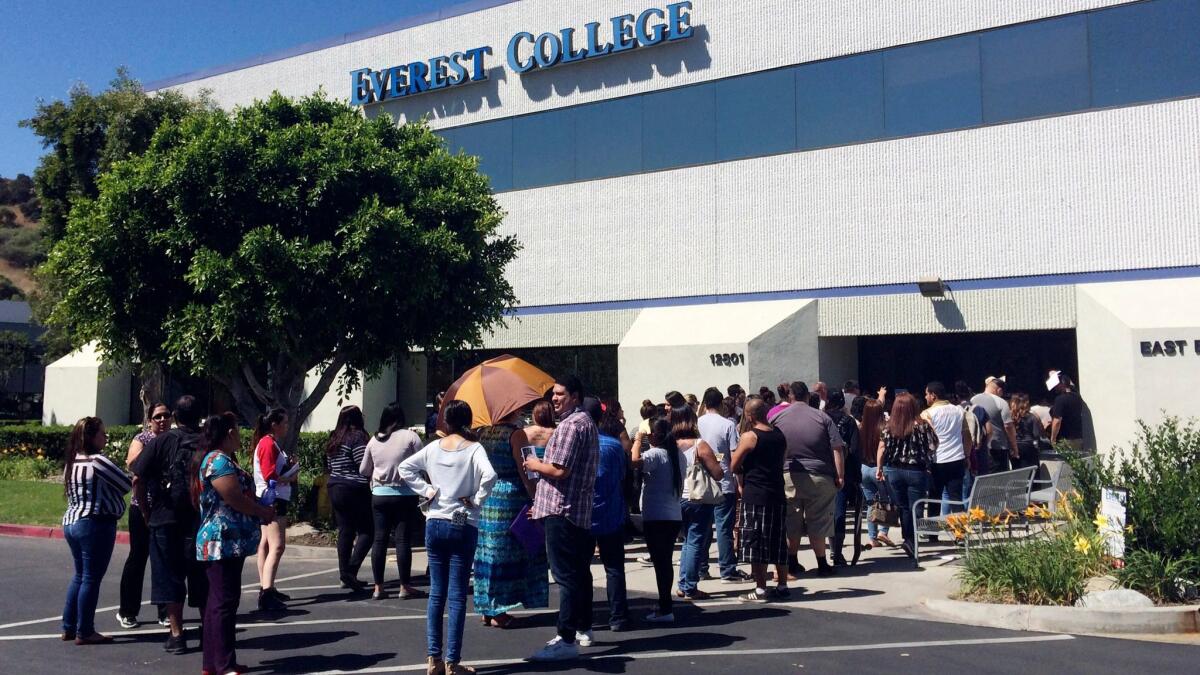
left=441, top=354, right=555, bottom=430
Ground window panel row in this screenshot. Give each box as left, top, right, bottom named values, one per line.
left=439, top=0, right=1200, bottom=192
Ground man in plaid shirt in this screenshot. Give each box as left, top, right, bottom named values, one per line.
left=524, top=374, right=599, bottom=661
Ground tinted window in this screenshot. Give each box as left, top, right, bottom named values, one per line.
left=884, top=35, right=982, bottom=137
left=642, top=83, right=716, bottom=171
left=715, top=68, right=797, bottom=161
left=575, top=97, right=643, bottom=181
left=1089, top=0, right=1200, bottom=107
left=796, top=53, right=885, bottom=149
left=513, top=108, right=575, bottom=189
left=981, top=15, right=1090, bottom=123
left=444, top=119, right=513, bottom=192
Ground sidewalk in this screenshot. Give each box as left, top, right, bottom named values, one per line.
left=613, top=539, right=958, bottom=622
left=284, top=526, right=959, bottom=622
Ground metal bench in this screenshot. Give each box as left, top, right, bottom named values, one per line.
left=1029, top=460, right=1072, bottom=512
left=912, top=465, right=1037, bottom=566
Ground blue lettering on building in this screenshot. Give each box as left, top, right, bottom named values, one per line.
left=350, top=2, right=694, bottom=106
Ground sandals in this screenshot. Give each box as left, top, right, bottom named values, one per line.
left=876, top=534, right=896, bottom=547
left=481, top=613, right=515, bottom=628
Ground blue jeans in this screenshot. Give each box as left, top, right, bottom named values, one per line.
left=62, top=516, right=118, bottom=636
left=706, top=493, right=739, bottom=578
left=678, top=501, right=714, bottom=595
left=425, top=518, right=478, bottom=664
left=859, top=465, right=892, bottom=541
left=884, top=467, right=928, bottom=546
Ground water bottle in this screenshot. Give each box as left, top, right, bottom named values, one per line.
left=260, top=479, right=277, bottom=506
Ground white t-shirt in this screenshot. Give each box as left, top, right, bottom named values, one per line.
left=923, top=402, right=966, bottom=464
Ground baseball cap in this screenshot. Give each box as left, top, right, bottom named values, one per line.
left=985, top=375, right=1006, bottom=386
left=1045, top=370, right=1062, bottom=392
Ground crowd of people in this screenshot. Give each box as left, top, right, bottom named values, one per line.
left=54, top=368, right=1086, bottom=674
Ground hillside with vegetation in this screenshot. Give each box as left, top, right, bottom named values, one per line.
left=0, top=174, right=45, bottom=299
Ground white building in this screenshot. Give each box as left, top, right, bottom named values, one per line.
left=52, top=0, right=1200, bottom=451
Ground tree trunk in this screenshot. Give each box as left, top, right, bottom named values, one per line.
left=224, top=374, right=269, bottom=429
left=230, top=353, right=348, bottom=454
left=137, top=361, right=165, bottom=424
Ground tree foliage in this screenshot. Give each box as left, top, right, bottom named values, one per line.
left=21, top=69, right=205, bottom=363
left=20, top=68, right=203, bottom=242
left=43, top=92, right=519, bottom=448
left=0, top=174, right=35, bottom=206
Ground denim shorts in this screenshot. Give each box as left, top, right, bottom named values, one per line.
left=148, top=522, right=205, bottom=606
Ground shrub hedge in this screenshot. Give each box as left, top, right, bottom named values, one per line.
left=0, top=424, right=337, bottom=528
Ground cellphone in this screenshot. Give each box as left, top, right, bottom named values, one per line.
left=521, top=446, right=539, bottom=480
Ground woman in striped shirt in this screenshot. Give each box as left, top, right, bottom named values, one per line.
left=324, top=405, right=372, bottom=593
left=61, top=416, right=132, bottom=645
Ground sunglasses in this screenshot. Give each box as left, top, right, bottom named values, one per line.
left=151, top=413, right=171, bottom=421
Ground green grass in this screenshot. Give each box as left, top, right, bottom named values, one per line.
left=0, top=480, right=130, bottom=530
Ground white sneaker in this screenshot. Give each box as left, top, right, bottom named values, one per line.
left=638, top=555, right=654, bottom=567
left=115, top=613, right=137, bottom=629
left=644, top=610, right=674, bottom=623
left=576, top=630, right=593, bottom=647
left=528, top=637, right=580, bottom=661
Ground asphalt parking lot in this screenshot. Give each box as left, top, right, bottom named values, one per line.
left=1, top=535, right=1195, bottom=674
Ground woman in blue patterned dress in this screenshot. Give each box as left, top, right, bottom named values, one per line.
left=473, top=410, right=549, bottom=628
left=192, top=413, right=275, bottom=675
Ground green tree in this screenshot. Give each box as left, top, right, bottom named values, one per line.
left=43, top=92, right=519, bottom=449
left=20, top=69, right=202, bottom=242
left=21, top=69, right=204, bottom=369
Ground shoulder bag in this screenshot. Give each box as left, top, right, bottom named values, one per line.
left=684, top=443, right=724, bottom=505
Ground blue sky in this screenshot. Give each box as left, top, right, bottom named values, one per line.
left=0, top=0, right=465, bottom=178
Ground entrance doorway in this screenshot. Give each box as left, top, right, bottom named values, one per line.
left=856, top=329, right=1077, bottom=401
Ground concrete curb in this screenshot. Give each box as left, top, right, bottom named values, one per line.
left=924, top=597, right=1199, bottom=635
left=0, top=523, right=131, bottom=545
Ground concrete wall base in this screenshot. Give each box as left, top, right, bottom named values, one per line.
left=924, top=597, right=1199, bottom=635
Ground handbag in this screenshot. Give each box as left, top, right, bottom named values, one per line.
left=868, top=494, right=901, bottom=527
left=685, top=451, right=724, bottom=505
left=509, top=503, right=545, bottom=556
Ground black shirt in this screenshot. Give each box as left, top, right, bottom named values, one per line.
left=829, top=409, right=861, bottom=486
left=741, top=427, right=787, bottom=507
left=1050, top=391, right=1084, bottom=440
left=130, top=425, right=201, bottom=528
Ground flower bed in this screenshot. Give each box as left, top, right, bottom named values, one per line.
left=954, top=417, right=1200, bottom=607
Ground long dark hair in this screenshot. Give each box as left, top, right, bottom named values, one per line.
left=598, top=400, right=626, bottom=438
left=648, top=416, right=682, bottom=497
left=326, top=405, right=366, bottom=456
left=531, top=400, right=556, bottom=428
left=441, top=400, right=478, bottom=442
left=861, top=399, right=884, bottom=466
left=376, top=402, right=406, bottom=442
left=64, top=417, right=104, bottom=496
left=191, top=412, right=239, bottom=509
left=251, top=408, right=287, bottom=449
left=669, top=405, right=700, bottom=441
left=886, top=393, right=920, bottom=439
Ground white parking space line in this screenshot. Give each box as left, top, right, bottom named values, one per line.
left=0, top=565, right=340, bottom=631
left=309, top=635, right=1077, bottom=674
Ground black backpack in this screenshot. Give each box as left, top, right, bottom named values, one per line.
left=155, top=428, right=201, bottom=519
